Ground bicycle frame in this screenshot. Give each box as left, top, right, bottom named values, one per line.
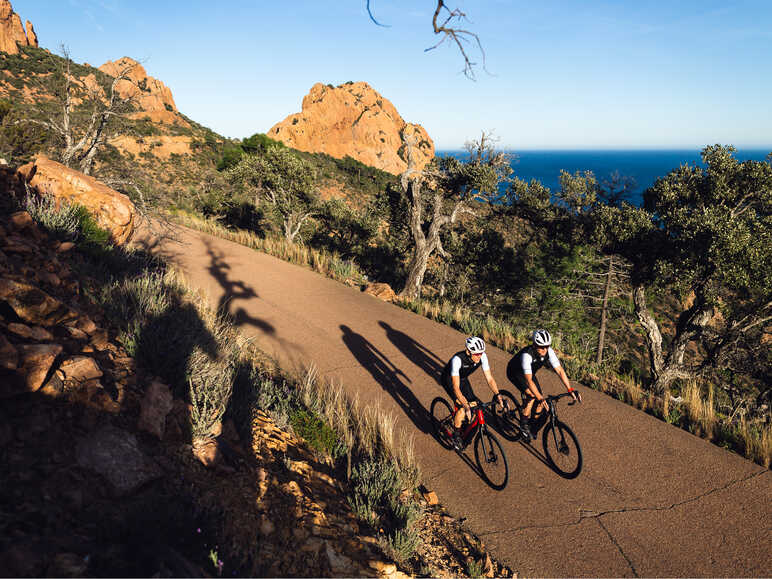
left=454, top=402, right=488, bottom=444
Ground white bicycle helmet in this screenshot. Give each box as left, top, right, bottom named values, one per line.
left=532, top=329, right=552, bottom=347
left=465, top=336, right=486, bottom=354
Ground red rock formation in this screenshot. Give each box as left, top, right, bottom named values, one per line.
left=24, top=19, right=35, bottom=46
left=99, top=57, right=184, bottom=125
left=269, top=82, right=434, bottom=175
left=0, top=0, right=37, bottom=54
left=17, top=155, right=137, bottom=245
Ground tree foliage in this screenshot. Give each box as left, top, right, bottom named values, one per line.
left=594, top=145, right=772, bottom=396
left=225, top=146, right=319, bottom=243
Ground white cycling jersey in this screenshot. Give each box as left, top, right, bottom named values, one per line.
left=450, top=352, right=490, bottom=376
left=520, top=347, right=560, bottom=375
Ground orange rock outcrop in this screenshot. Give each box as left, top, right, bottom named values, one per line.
left=0, top=0, right=37, bottom=54
left=17, top=155, right=137, bottom=245
left=98, top=57, right=185, bottom=126
left=269, top=82, right=434, bottom=176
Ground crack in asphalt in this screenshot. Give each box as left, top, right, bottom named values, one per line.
left=476, top=469, right=768, bottom=571
left=596, top=516, right=639, bottom=577
left=575, top=469, right=767, bottom=520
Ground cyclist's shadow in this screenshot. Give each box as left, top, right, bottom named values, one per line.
left=378, top=321, right=444, bottom=383
left=340, top=325, right=431, bottom=434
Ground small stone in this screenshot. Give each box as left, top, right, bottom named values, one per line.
left=75, top=316, right=97, bottom=335
left=56, top=242, right=75, bottom=253
left=62, top=326, right=89, bottom=341
left=59, top=356, right=103, bottom=383
left=137, top=380, right=173, bottom=439
left=368, top=560, right=397, bottom=575
left=18, top=343, right=63, bottom=392
left=192, top=437, right=221, bottom=468
left=422, top=490, right=439, bottom=505
left=9, top=211, right=33, bottom=231
left=7, top=323, right=54, bottom=341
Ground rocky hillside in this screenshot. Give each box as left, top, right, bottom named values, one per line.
left=0, top=161, right=512, bottom=577
left=0, top=0, right=36, bottom=55
left=269, top=82, right=434, bottom=175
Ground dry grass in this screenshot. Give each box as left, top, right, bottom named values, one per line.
left=168, top=210, right=366, bottom=286
left=738, top=418, right=772, bottom=469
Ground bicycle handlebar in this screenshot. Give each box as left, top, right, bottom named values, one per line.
left=547, top=390, right=581, bottom=405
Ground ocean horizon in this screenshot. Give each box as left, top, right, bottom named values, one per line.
left=437, top=148, right=772, bottom=206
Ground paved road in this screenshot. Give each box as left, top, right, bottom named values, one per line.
left=137, top=223, right=771, bottom=577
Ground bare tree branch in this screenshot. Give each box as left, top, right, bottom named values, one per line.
left=427, top=0, right=487, bottom=80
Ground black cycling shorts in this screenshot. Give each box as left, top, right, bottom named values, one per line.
left=441, top=373, right=479, bottom=405
left=506, top=357, right=542, bottom=399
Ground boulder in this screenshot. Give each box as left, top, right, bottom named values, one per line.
left=17, top=156, right=137, bottom=245
left=75, top=425, right=163, bottom=496
left=269, top=82, right=434, bottom=175
left=0, top=278, right=79, bottom=326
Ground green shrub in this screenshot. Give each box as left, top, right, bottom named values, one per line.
left=289, top=408, right=340, bottom=457
left=24, top=193, right=81, bottom=240
left=382, top=527, right=421, bottom=564
left=348, top=458, right=400, bottom=524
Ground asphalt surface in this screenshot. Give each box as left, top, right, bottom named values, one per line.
left=136, top=223, right=771, bottom=577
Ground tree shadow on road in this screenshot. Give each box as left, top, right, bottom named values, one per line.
left=339, top=324, right=431, bottom=434
left=378, top=321, right=444, bottom=383
left=204, top=239, right=276, bottom=336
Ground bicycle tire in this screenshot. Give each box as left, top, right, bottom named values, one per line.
left=474, top=430, right=509, bottom=490
left=430, top=397, right=455, bottom=450
left=542, top=420, right=583, bottom=478
left=491, top=389, right=523, bottom=441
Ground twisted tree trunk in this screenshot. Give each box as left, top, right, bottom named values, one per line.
left=633, top=285, right=715, bottom=393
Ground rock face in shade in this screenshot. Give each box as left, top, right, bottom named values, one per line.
left=269, top=81, right=434, bottom=176
left=0, top=0, right=38, bottom=54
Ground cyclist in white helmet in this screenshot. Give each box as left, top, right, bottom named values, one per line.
left=506, top=329, right=580, bottom=438
left=441, top=336, right=505, bottom=448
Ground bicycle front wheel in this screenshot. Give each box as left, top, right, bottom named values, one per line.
left=542, top=420, right=582, bottom=478
left=474, top=430, right=509, bottom=490
left=430, top=397, right=455, bottom=450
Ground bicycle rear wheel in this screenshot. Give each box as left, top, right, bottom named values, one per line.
left=491, top=389, right=523, bottom=441
left=474, top=430, right=509, bottom=490
left=430, top=397, right=455, bottom=450
left=542, top=420, right=582, bottom=478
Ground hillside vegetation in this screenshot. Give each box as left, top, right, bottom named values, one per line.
left=1, top=42, right=769, bottom=471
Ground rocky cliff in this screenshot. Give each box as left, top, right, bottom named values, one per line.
left=99, top=57, right=184, bottom=126
left=0, top=0, right=37, bottom=54
left=269, top=82, right=434, bottom=176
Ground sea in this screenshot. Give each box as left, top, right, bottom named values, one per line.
left=437, top=149, right=771, bottom=206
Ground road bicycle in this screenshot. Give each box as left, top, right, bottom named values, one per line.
left=491, top=389, right=583, bottom=479
left=430, top=397, right=509, bottom=490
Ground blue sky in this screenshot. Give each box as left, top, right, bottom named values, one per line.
left=11, top=0, right=772, bottom=150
